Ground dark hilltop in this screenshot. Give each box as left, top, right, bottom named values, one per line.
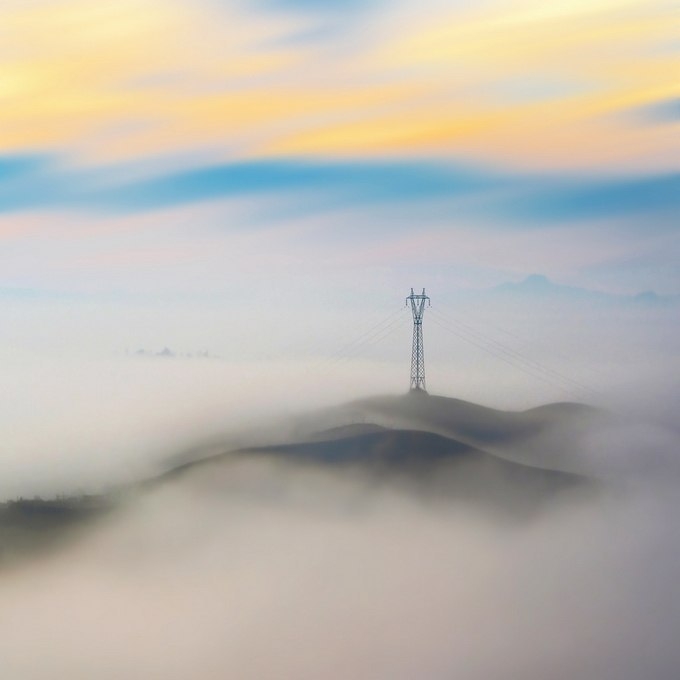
left=0, top=391, right=607, bottom=565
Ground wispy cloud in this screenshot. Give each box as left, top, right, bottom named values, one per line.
left=0, top=0, right=677, bottom=345
left=1, top=155, right=677, bottom=230
left=628, top=96, right=680, bottom=124
left=0, top=0, right=676, bottom=169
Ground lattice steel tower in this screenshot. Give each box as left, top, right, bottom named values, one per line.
left=406, top=287, right=430, bottom=392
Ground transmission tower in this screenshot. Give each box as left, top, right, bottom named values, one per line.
left=406, top=287, right=430, bottom=392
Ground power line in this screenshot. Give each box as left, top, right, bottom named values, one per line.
left=428, top=310, right=600, bottom=398
left=325, top=307, right=407, bottom=363
left=322, top=311, right=410, bottom=367
left=435, top=298, right=611, bottom=380
left=431, top=308, right=599, bottom=395
left=429, top=307, right=594, bottom=390
left=296, top=308, right=410, bottom=383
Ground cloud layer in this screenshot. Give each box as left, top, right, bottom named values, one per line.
left=1, top=447, right=679, bottom=680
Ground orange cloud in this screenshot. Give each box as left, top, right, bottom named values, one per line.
left=0, top=0, right=676, bottom=170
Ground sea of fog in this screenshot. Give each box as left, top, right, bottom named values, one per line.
left=0, top=299, right=678, bottom=679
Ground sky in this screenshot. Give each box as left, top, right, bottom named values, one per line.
left=0, top=0, right=679, bottom=453
left=2, top=6, right=680, bottom=676
left=1, top=0, right=678, bottom=297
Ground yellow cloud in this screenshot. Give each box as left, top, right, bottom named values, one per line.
left=0, top=0, right=304, bottom=154
left=0, top=0, right=676, bottom=170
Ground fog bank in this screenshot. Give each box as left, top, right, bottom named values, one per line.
left=0, top=456, right=678, bottom=680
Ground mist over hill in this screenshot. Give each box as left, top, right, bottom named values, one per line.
left=0, top=390, right=606, bottom=566
left=0, top=387, right=665, bottom=565
left=0, top=382, right=679, bottom=680
left=1, top=0, right=677, bottom=674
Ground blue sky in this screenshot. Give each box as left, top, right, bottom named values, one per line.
left=0, top=0, right=677, bottom=373
left=1, top=0, right=679, bottom=503
left=1, top=153, right=678, bottom=225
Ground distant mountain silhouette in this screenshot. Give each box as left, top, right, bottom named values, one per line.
left=492, top=274, right=677, bottom=306
left=131, top=347, right=218, bottom=359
